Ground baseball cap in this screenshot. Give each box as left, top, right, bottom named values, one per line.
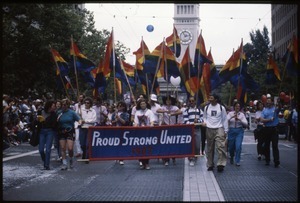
left=150, top=94, right=157, bottom=101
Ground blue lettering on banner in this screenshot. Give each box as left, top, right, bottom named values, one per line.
left=88, top=125, right=195, bottom=161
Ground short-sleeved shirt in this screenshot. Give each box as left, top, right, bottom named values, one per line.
left=57, top=109, right=81, bottom=130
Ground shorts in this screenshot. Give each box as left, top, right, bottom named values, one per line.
left=58, top=128, right=75, bottom=141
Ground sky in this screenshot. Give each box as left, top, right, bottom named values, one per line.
left=84, top=3, right=271, bottom=65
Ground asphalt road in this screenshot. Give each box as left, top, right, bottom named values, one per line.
left=2, top=130, right=298, bottom=201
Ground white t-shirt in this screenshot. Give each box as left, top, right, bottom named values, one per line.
left=92, top=105, right=108, bottom=124
left=150, top=103, right=161, bottom=125
left=134, top=108, right=155, bottom=126
left=203, top=103, right=228, bottom=133
left=160, top=105, right=180, bottom=125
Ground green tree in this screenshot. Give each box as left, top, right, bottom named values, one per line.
left=2, top=4, right=130, bottom=100
left=244, top=25, right=297, bottom=102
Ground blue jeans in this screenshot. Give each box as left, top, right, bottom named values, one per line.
left=39, top=128, right=55, bottom=168
left=228, top=127, right=244, bottom=164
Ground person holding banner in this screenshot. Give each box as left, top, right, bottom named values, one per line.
left=57, top=98, right=82, bottom=170
left=92, top=97, right=108, bottom=126
left=133, top=98, right=155, bottom=170
left=130, top=94, right=147, bottom=125
left=183, top=96, right=203, bottom=166
left=73, top=94, right=85, bottom=158
left=157, top=95, right=182, bottom=166
left=203, top=93, right=228, bottom=172
left=78, top=97, right=97, bottom=164
left=112, top=101, right=130, bottom=165
left=149, top=94, right=162, bottom=126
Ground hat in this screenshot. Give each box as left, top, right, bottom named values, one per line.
left=150, top=94, right=157, bottom=101
left=35, top=99, right=42, bottom=103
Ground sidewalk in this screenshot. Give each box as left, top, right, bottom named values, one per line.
left=183, top=156, right=225, bottom=201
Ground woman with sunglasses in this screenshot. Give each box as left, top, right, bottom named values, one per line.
left=77, top=97, right=97, bottom=163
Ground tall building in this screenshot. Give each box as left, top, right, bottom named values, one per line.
left=173, top=4, right=200, bottom=63
left=271, top=4, right=298, bottom=59
left=158, top=4, right=200, bottom=100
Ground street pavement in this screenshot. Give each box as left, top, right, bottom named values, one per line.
left=2, top=130, right=298, bottom=201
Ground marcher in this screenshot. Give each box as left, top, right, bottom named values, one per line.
left=73, top=94, right=85, bottom=158
left=149, top=94, right=161, bottom=126
left=54, top=100, right=62, bottom=161
left=105, top=105, right=115, bottom=126
left=203, top=93, right=228, bottom=172
left=157, top=95, right=182, bottom=166
left=130, top=94, right=147, bottom=125
left=291, top=104, right=298, bottom=143
left=133, top=98, right=155, bottom=170
left=254, top=101, right=265, bottom=160
left=112, top=101, right=130, bottom=165
left=37, top=100, right=58, bottom=170
left=93, top=97, right=108, bottom=126
left=183, top=96, right=203, bottom=166
left=77, top=97, right=97, bottom=163
left=227, top=101, right=248, bottom=166
left=177, top=99, right=186, bottom=124
left=57, top=98, right=82, bottom=170
left=260, top=97, right=280, bottom=168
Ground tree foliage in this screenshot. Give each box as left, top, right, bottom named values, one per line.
left=244, top=25, right=297, bottom=101
left=2, top=4, right=130, bottom=99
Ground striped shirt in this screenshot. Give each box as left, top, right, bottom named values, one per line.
left=183, top=107, right=203, bottom=125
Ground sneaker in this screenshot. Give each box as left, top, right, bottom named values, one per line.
left=207, top=166, right=214, bottom=171
left=236, top=163, right=240, bottom=166
left=61, top=164, right=67, bottom=170
left=165, top=161, right=169, bottom=166
left=257, top=154, right=261, bottom=160
left=145, top=165, right=150, bottom=170
left=189, top=161, right=195, bottom=166
left=217, top=165, right=224, bottom=172
left=56, top=157, right=62, bottom=162
left=70, top=159, right=74, bottom=168
left=139, top=161, right=143, bottom=166
left=119, top=161, right=124, bottom=165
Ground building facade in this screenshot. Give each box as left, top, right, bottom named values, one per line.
left=271, top=4, right=298, bottom=59
left=173, top=4, right=200, bottom=63
left=158, top=4, right=201, bottom=100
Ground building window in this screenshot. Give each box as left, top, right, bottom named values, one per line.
left=191, top=5, right=194, bottom=14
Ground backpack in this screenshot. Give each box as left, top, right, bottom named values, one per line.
left=204, top=103, right=224, bottom=114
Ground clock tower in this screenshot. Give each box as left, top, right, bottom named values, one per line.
left=173, top=4, right=200, bottom=63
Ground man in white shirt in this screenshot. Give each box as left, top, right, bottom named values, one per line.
left=203, top=93, right=228, bottom=172
left=73, top=94, right=85, bottom=157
